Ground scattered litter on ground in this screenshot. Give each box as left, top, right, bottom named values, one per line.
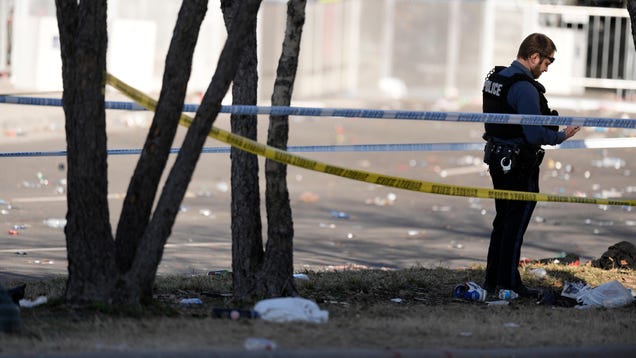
left=215, top=182, right=229, bottom=193
left=591, top=241, right=636, bottom=270
left=299, top=191, right=319, bottom=203
left=453, top=282, right=486, bottom=302
left=42, top=218, right=66, bottom=229
left=244, top=337, right=277, bottom=351
left=432, top=205, right=451, bottom=212
left=293, top=273, right=309, bottom=280
left=486, top=300, right=510, bottom=306
left=19, top=296, right=47, bottom=308
left=330, top=210, right=349, bottom=219
left=32, top=259, right=54, bottom=265
left=198, top=209, right=215, bottom=218
left=254, top=297, right=328, bottom=323
left=573, top=280, right=634, bottom=309
left=529, top=267, right=547, bottom=278
left=365, top=194, right=397, bottom=206
left=498, top=289, right=519, bottom=300
left=207, top=270, right=229, bottom=276
left=179, top=298, right=203, bottom=305
left=521, top=252, right=580, bottom=266
left=318, top=223, right=336, bottom=229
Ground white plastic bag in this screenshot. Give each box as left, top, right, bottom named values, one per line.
left=19, top=296, right=47, bottom=308
left=575, top=280, right=634, bottom=309
left=254, top=297, right=329, bottom=323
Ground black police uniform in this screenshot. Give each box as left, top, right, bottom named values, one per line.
left=481, top=65, right=560, bottom=296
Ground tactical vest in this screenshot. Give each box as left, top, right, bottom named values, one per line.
left=482, top=66, right=557, bottom=140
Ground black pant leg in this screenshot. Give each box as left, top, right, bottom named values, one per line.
left=485, top=163, right=539, bottom=289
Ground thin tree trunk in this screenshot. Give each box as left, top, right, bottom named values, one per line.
left=221, top=0, right=264, bottom=300
left=56, top=0, right=117, bottom=304
left=260, top=0, right=307, bottom=297
left=116, top=0, right=263, bottom=304
left=115, top=0, right=208, bottom=274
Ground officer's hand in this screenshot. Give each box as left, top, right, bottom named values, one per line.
left=563, top=126, right=580, bottom=139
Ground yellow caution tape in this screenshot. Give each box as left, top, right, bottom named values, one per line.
left=105, top=73, right=636, bottom=207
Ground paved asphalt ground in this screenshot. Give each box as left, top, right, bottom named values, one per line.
left=0, top=87, right=635, bottom=357
left=0, top=89, right=634, bottom=283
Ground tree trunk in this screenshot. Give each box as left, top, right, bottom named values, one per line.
left=259, top=0, right=307, bottom=297
left=221, top=0, right=265, bottom=300
left=114, top=0, right=208, bottom=274
left=116, top=0, right=264, bottom=304
left=628, top=1, right=636, bottom=49
left=57, top=0, right=262, bottom=305
left=56, top=0, right=117, bottom=304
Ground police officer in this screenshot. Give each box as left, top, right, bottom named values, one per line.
left=482, top=33, right=580, bottom=297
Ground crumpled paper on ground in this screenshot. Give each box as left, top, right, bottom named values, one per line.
left=254, top=297, right=328, bottom=323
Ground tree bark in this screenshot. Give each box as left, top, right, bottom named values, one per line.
left=260, top=0, right=307, bottom=297
left=114, top=0, right=208, bottom=274
left=56, top=0, right=117, bottom=304
left=117, top=0, right=264, bottom=304
left=221, top=0, right=265, bottom=300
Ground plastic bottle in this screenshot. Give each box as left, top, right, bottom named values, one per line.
left=207, top=270, right=229, bottom=276
left=330, top=210, right=350, bottom=219
left=498, top=289, right=519, bottom=300
left=179, top=298, right=203, bottom=305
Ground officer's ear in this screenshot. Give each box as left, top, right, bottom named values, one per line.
left=529, top=52, right=541, bottom=65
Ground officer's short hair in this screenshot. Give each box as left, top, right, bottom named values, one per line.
left=516, top=33, right=556, bottom=60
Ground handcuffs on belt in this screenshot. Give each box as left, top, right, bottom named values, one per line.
left=484, top=140, right=545, bottom=174
left=483, top=140, right=521, bottom=174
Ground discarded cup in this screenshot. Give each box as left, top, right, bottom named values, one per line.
left=453, top=282, right=486, bottom=302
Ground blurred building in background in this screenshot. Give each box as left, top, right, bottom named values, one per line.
left=0, top=0, right=634, bottom=104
